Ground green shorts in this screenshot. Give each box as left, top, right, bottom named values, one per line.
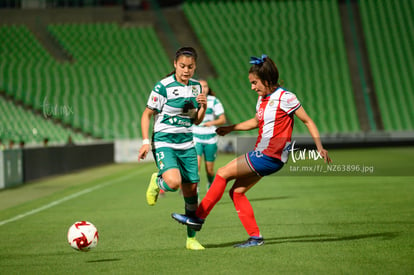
left=153, top=147, right=199, bottom=184
left=195, top=142, right=218, bottom=162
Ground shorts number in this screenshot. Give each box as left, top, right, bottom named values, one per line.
left=156, top=152, right=165, bottom=162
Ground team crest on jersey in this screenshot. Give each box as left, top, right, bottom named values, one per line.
left=192, top=86, right=199, bottom=96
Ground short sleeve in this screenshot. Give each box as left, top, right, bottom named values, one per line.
left=213, top=97, right=225, bottom=116
left=280, top=92, right=301, bottom=114
left=146, top=82, right=167, bottom=112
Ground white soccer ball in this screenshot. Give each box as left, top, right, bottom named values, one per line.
left=67, top=221, right=99, bottom=252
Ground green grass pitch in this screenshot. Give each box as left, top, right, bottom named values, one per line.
left=0, top=147, right=413, bottom=274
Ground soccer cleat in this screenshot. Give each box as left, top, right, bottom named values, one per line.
left=233, top=237, right=264, bottom=248
left=171, top=213, right=204, bottom=231
left=186, top=237, right=205, bottom=250
left=146, top=173, right=160, bottom=206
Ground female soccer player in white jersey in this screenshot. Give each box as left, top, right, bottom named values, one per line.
left=193, top=79, right=226, bottom=190
left=172, top=54, right=332, bottom=248
left=138, top=47, right=207, bottom=250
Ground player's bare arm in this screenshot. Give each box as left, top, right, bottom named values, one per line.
left=193, top=93, right=207, bottom=125
left=216, top=117, right=259, bottom=136
left=295, top=106, right=332, bottom=163
left=203, top=114, right=226, bottom=127
left=138, top=107, right=156, bottom=161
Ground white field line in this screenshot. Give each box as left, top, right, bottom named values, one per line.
left=0, top=170, right=142, bottom=227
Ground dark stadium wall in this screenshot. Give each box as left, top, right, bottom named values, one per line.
left=23, top=143, right=114, bottom=182
left=0, top=7, right=123, bottom=25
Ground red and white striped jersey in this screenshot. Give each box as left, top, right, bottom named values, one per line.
left=255, top=87, right=301, bottom=162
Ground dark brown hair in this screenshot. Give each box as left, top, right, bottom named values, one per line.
left=248, top=56, right=280, bottom=89
left=166, top=47, right=198, bottom=77
left=175, top=47, right=198, bottom=62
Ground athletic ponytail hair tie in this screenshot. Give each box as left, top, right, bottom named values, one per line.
left=249, top=54, right=268, bottom=65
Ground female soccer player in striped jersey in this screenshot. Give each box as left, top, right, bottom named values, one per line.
left=172, top=54, right=332, bottom=248
left=193, top=79, right=226, bottom=190
left=138, top=47, right=207, bottom=250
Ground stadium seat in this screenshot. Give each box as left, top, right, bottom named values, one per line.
left=0, top=96, right=85, bottom=145
left=183, top=0, right=360, bottom=134
left=359, top=0, right=414, bottom=131
left=1, top=23, right=171, bottom=142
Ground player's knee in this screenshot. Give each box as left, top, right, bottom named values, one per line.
left=206, top=168, right=214, bottom=177
left=162, top=176, right=181, bottom=190
left=217, top=167, right=236, bottom=181
left=216, top=167, right=228, bottom=178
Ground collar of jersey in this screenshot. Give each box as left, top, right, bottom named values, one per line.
left=173, top=74, right=189, bottom=86
left=264, top=87, right=283, bottom=99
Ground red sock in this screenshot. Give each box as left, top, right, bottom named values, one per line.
left=231, top=191, right=260, bottom=237
left=196, top=174, right=227, bottom=219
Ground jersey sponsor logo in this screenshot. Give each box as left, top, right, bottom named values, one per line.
left=151, top=95, right=158, bottom=103
left=173, top=89, right=179, bottom=96
left=287, top=95, right=297, bottom=104
left=182, top=100, right=197, bottom=119
left=168, top=116, right=191, bottom=127
left=177, top=120, right=191, bottom=127
left=154, top=84, right=161, bottom=92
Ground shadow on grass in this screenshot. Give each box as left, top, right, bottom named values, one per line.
left=86, top=258, right=122, bottom=263
left=219, top=196, right=291, bottom=205
left=204, top=232, right=400, bottom=249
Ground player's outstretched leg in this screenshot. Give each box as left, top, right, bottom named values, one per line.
left=171, top=213, right=204, bottom=231
left=146, top=173, right=160, bottom=206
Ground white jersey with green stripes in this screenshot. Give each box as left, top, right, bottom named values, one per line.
left=146, top=74, right=201, bottom=150
left=192, top=95, right=224, bottom=144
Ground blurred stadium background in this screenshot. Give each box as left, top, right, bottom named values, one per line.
left=0, top=0, right=413, bottom=187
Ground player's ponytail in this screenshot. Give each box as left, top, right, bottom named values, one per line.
left=249, top=54, right=280, bottom=89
